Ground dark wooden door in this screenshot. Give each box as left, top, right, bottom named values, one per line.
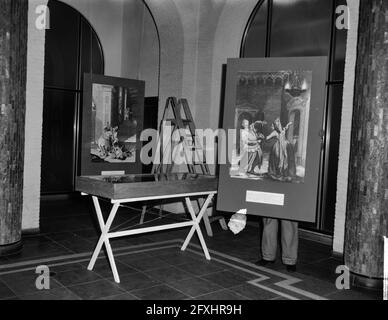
left=41, top=0, right=104, bottom=194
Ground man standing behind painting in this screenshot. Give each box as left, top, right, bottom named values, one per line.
left=256, top=118, right=298, bottom=272
left=257, top=218, right=298, bottom=272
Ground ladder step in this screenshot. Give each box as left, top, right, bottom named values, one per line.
left=153, top=97, right=211, bottom=177
left=166, top=119, right=191, bottom=124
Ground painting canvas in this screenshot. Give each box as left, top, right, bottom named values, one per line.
left=91, top=83, right=139, bottom=163
left=80, top=74, right=145, bottom=176
left=231, top=70, right=312, bottom=184
left=217, top=57, right=328, bottom=223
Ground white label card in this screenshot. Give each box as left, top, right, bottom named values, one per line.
left=101, top=171, right=125, bottom=176
left=246, top=190, right=285, bottom=206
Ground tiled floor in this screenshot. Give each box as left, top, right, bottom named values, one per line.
left=0, top=197, right=383, bottom=300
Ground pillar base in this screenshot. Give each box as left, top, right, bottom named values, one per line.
left=350, top=271, right=383, bottom=291
left=0, top=241, right=23, bottom=257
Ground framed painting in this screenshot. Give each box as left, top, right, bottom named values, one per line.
left=217, top=57, right=328, bottom=222
left=80, top=73, right=145, bottom=176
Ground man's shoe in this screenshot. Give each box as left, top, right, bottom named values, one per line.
left=286, top=265, right=296, bottom=272
left=255, top=259, right=275, bottom=266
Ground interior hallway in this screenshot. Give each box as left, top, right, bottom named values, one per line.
left=0, top=197, right=382, bottom=300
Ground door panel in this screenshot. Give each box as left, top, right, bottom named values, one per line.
left=44, top=0, right=80, bottom=90
left=330, top=0, right=347, bottom=82
left=41, top=0, right=105, bottom=194
left=242, top=0, right=268, bottom=57
left=270, top=0, right=332, bottom=57
left=41, top=89, right=77, bottom=193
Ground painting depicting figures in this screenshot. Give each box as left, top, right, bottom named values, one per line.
left=230, top=70, right=313, bottom=183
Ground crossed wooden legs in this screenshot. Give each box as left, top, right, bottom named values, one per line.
left=140, top=195, right=226, bottom=237
left=181, top=194, right=214, bottom=260
left=87, top=197, right=121, bottom=283
left=87, top=193, right=214, bottom=283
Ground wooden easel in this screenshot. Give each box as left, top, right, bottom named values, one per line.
left=140, top=97, right=227, bottom=236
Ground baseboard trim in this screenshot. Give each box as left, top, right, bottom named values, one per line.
left=332, top=250, right=344, bottom=260
left=0, top=241, right=23, bottom=256
left=298, top=228, right=333, bottom=246
left=350, top=271, right=383, bottom=290
left=22, top=228, right=40, bottom=235
left=246, top=220, right=333, bottom=246
left=40, top=193, right=80, bottom=201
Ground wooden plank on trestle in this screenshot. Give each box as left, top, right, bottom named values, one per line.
left=76, top=174, right=218, bottom=201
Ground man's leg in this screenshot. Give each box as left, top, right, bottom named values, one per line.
left=261, top=218, right=278, bottom=262
left=280, top=220, right=298, bottom=267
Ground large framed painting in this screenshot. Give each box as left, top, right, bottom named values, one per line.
left=80, top=74, right=145, bottom=176
left=217, top=57, right=328, bottom=222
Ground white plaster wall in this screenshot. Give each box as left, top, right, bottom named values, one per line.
left=121, top=0, right=159, bottom=96
left=138, top=5, right=159, bottom=97
left=22, top=0, right=48, bottom=231
left=193, top=0, right=226, bottom=129
left=145, top=0, right=256, bottom=129
left=145, top=0, right=185, bottom=122
left=121, top=0, right=144, bottom=80
left=209, top=0, right=257, bottom=130
left=143, top=0, right=257, bottom=213
left=333, top=0, right=360, bottom=254
left=175, top=0, right=200, bottom=116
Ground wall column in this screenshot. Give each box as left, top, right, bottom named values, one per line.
left=344, top=0, right=388, bottom=287
left=0, top=0, right=28, bottom=255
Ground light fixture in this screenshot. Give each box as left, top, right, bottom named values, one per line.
left=285, top=72, right=307, bottom=97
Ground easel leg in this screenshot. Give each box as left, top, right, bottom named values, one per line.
left=181, top=194, right=214, bottom=260
left=87, top=197, right=121, bottom=283
left=200, top=199, right=228, bottom=236
left=140, top=205, right=147, bottom=224
left=219, top=217, right=228, bottom=231
left=203, top=212, right=213, bottom=237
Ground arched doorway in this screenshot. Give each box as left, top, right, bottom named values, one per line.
left=41, top=0, right=104, bottom=195
left=241, top=0, right=348, bottom=234
left=41, top=0, right=161, bottom=194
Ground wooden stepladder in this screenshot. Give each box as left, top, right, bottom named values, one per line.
left=140, top=97, right=227, bottom=236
